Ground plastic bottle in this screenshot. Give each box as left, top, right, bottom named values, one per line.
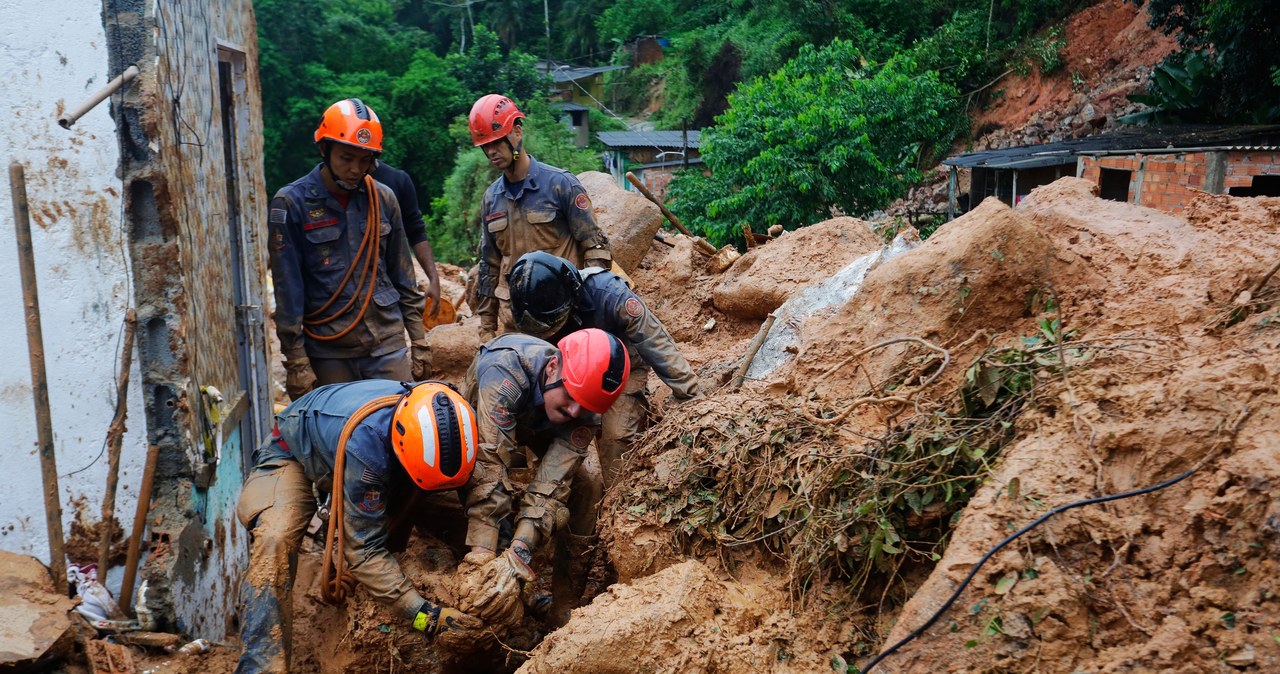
left=177, top=638, right=211, bottom=655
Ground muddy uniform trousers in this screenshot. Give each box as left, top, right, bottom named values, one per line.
left=234, top=460, right=317, bottom=674
left=310, top=347, right=411, bottom=386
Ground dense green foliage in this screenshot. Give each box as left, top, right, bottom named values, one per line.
left=1127, top=0, right=1280, bottom=122
left=257, top=0, right=1279, bottom=260
left=668, top=43, right=959, bottom=244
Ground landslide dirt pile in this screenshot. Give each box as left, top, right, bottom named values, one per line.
left=524, top=179, right=1280, bottom=673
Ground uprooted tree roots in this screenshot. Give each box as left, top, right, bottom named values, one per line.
left=606, top=324, right=1107, bottom=607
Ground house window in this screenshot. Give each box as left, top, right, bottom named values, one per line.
left=1099, top=168, right=1131, bottom=202
left=1228, top=175, right=1280, bottom=197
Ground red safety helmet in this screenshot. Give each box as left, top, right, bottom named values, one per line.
left=315, top=98, right=384, bottom=153
left=557, top=329, right=629, bottom=415
left=391, top=382, right=478, bottom=490
left=468, top=94, right=525, bottom=147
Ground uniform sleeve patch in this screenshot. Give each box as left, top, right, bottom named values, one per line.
left=625, top=297, right=644, bottom=318
left=574, top=193, right=591, bottom=210
left=357, top=489, right=385, bottom=514
left=570, top=426, right=594, bottom=449
left=491, top=405, right=516, bottom=431
left=269, top=208, right=287, bottom=225
left=271, top=232, right=286, bottom=251
left=498, top=378, right=521, bottom=402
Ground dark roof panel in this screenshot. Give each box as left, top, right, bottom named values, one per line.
left=945, top=125, right=1280, bottom=169
left=597, top=130, right=702, bottom=149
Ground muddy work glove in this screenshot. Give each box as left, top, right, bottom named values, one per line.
left=283, top=358, right=317, bottom=400
left=410, top=338, right=431, bottom=380
left=411, top=599, right=478, bottom=639
left=459, top=547, right=534, bottom=626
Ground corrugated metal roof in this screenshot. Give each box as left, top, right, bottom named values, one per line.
left=945, top=125, right=1280, bottom=169
left=546, top=64, right=627, bottom=83
left=597, top=130, right=702, bottom=149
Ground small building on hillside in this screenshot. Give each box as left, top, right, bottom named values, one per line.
left=943, top=125, right=1280, bottom=218
left=542, top=62, right=628, bottom=108
left=598, top=130, right=703, bottom=200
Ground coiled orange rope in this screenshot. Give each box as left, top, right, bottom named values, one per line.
left=304, top=174, right=383, bottom=341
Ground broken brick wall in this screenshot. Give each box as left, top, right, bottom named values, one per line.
left=104, top=0, right=272, bottom=640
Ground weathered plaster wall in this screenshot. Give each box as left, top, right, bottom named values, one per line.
left=103, top=0, right=271, bottom=639
left=0, top=0, right=148, bottom=575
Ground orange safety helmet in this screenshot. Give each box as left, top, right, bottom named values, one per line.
left=391, top=382, right=478, bottom=490
left=314, top=98, right=384, bottom=153
left=557, top=328, right=629, bottom=415
left=468, top=94, right=526, bottom=147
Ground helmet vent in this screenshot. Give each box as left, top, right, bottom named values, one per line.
left=350, top=98, right=371, bottom=120
left=602, top=336, right=627, bottom=392
left=432, top=392, right=463, bottom=477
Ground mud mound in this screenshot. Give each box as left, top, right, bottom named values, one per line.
left=712, top=216, right=882, bottom=319
left=784, top=196, right=1053, bottom=399
left=876, top=317, right=1280, bottom=674
left=518, top=560, right=841, bottom=674
left=578, top=171, right=663, bottom=274
left=631, top=235, right=761, bottom=392
left=0, top=551, right=76, bottom=669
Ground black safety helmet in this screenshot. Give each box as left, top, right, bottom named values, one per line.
left=507, top=251, right=582, bottom=337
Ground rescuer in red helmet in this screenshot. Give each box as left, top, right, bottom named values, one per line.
left=453, top=328, right=629, bottom=628
left=467, top=94, right=614, bottom=339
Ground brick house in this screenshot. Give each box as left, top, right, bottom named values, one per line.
left=943, top=125, right=1280, bottom=218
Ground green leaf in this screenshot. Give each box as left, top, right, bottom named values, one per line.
left=994, top=572, right=1019, bottom=595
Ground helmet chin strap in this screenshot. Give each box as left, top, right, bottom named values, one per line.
left=321, top=142, right=370, bottom=192
left=505, top=136, right=523, bottom=161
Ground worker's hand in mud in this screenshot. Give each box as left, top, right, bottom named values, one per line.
left=284, top=358, right=317, bottom=400
left=458, top=547, right=533, bottom=625
left=434, top=609, right=490, bottom=654
left=411, top=338, right=431, bottom=380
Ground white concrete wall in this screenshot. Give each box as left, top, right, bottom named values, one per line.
left=0, top=0, right=147, bottom=580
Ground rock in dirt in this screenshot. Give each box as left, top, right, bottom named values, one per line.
left=425, top=321, right=483, bottom=386
left=712, top=216, right=882, bottom=319
left=578, top=171, right=663, bottom=274
left=0, top=550, right=77, bottom=670
left=518, top=560, right=832, bottom=674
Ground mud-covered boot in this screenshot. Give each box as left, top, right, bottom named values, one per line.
left=548, top=533, right=596, bottom=627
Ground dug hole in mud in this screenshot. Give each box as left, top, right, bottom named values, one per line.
left=88, top=177, right=1278, bottom=674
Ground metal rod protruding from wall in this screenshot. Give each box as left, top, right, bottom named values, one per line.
left=58, top=65, right=139, bottom=130
left=10, top=161, right=68, bottom=593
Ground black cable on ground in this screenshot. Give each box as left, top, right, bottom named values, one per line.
left=859, top=427, right=1244, bottom=674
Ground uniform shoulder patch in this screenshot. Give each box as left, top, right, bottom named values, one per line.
left=269, top=207, right=287, bottom=225
left=574, top=193, right=591, bottom=210
left=625, top=297, right=644, bottom=318
left=570, top=426, right=595, bottom=449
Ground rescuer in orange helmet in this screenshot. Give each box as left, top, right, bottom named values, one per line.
left=267, top=98, right=428, bottom=402
left=235, top=380, right=481, bottom=673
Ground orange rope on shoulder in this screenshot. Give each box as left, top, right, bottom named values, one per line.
left=305, top=174, right=383, bottom=342
left=320, top=394, right=405, bottom=604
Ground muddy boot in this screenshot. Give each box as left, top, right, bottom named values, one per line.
left=548, top=533, right=595, bottom=627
